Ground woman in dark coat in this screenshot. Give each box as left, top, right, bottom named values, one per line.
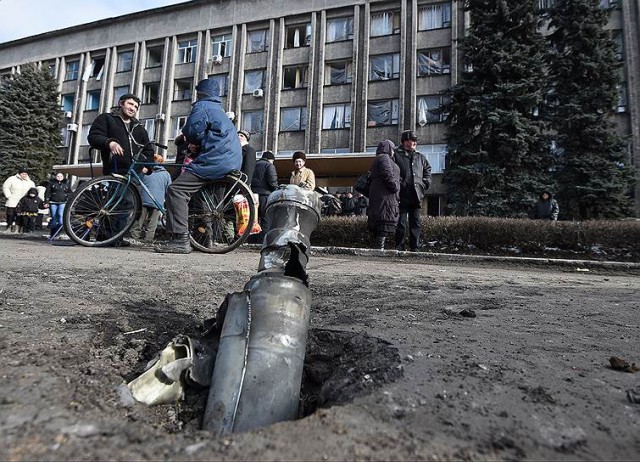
left=367, top=140, right=400, bottom=250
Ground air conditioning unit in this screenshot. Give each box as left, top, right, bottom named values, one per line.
left=252, top=88, right=264, bottom=98
left=66, top=123, right=79, bottom=132
left=155, top=113, right=166, bottom=121
left=63, top=111, right=72, bottom=118
left=210, top=54, right=224, bottom=64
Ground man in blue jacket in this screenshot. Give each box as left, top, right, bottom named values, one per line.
left=155, top=78, right=242, bottom=254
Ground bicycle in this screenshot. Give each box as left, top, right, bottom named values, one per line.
left=62, top=141, right=256, bottom=254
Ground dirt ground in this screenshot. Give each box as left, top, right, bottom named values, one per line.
left=1, top=235, right=639, bottom=461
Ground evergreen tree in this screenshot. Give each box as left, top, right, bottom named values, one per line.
left=545, top=0, right=632, bottom=219
left=0, top=64, right=61, bottom=194
left=444, top=0, right=553, bottom=217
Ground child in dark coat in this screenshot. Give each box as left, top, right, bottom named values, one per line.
left=16, top=187, right=48, bottom=233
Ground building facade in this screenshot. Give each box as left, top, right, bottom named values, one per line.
left=1, top=0, right=638, bottom=215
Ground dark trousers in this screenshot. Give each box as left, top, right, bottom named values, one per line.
left=5, top=207, right=17, bottom=227
left=165, top=171, right=207, bottom=235
left=395, top=207, right=421, bottom=250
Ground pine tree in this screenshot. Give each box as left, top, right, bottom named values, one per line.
left=545, top=0, right=632, bottom=219
left=0, top=64, right=62, bottom=194
left=444, top=0, right=554, bottom=217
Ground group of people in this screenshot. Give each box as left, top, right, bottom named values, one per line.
left=366, top=130, right=432, bottom=251
left=319, top=191, right=368, bottom=217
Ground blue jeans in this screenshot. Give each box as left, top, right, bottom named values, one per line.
left=49, top=203, right=65, bottom=230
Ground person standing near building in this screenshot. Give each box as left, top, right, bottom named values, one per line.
left=530, top=191, right=559, bottom=221
left=394, top=130, right=431, bottom=252
left=44, top=172, right=72, bottom=238
left=15, top=187, right=47, bottom=233
left=289, top=151, right=315, bottom=191
left=88, top=93, right=154, bottom=176
left=3, top=167, right=36, bottom=233
left=155, top=78, right=242, bottom=254
left=368, top=140, right=400, bottom=250
left=238, top=129, right=256, bottom=185
left=251, top=150, right=279, bottom=232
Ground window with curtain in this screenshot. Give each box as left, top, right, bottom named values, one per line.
left=326, top=17, right=354, bottom=42
left=208, top=74, right=228, bottom=96
left=244, top=70, right=265, bottom=94
left=142, top=119, right=156, bottom=140
left=417, top=48, right=451, bottom=76
left=283, top=65, right=309, bottom=90
left=117, top=51, right=134, bottom=72
left=85, top=90, right=101, bottom=111
left=367, top=100, right=398, bottom=127
left=418, top=3, right=452, bottom=30
left=61, top=94, right=74, bottom=112
left=322, top=104, right=352, bottom=129
left=369, top=53, right=400, bottom=81
left=177, top=39, right=198, bottom=63
left=325, top=60, right=353, bottom=85
left=174, top=79, right=192, bottom=100
left=370, top=11, right=399, bottom=37
left=242, top=110, right=265, bottom=134
left=285, top=23, right=312, bottom=48
left=417, top=95, right=449, bottom=125
left=112, top=86, right=130, bottom=107
left=280, top=107, right=307, bottom=131
left=81, top=124, right=92, bottom=146
left=617, top=82, right=628, bottom=112
left=212, top=34, right=233, bottom=57
left=146, top=45, right=163, bottom=68
left=247, top=29, right=268, bottom=53
left=612, top=31, right=624, bottom=61
left=143, top=82, right=160, bottom=105
left=65, top=60, right=79, bottom=81
left=173, top=116, right=187, bottom=139
left=416, top=144, right=447, bottom=173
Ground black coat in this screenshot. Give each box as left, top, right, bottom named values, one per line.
left=368, top=150, right=400, bottom=234
left=88, top=110, right=153, bottom=175
left=394, top=146, right=432, bottom=209
left=45, top=179, right=72, bottom=203
left=16, top=188, right=45, bottom=215
left=251, top=158, right=278, bottom=196
left=241, top=145, right=257, bottom=184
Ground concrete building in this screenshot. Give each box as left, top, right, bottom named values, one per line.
left=0, top=0, right=638, bottom=216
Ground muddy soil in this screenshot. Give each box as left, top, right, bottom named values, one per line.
left=1, top=236, right=639, bottom=461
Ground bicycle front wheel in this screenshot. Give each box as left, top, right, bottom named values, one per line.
left=63, top=176, right=142, bottom=247
left=189, top=175, right=257, bottom=254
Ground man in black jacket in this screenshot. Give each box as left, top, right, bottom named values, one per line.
left=88, top=93, right=154, bottom=175
left=394, top=130, right=431, bottom=252
left=251, top=150, right=279, bottom=233
left=238, top=129, right=256, bottom=184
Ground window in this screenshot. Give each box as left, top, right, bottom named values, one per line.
left=59, top=126, right=71, bottom=148
left=91, top=57, right=105, bottom=79
left=143, top=82, right=160, bottom=105
left=173, top=116, right=187, bottom=139
left=208, top=74, right=228, bottom=96
left=81, top=124, right=92, bottom=145
left=417, top=95, right=449, bottom=125
left=283, top=65, right=309, bottom=90
left=280, top=107, right=307, bottom=131
left=177, top=39, right=198, bottom=64
left=617, top=82, right=628, bottom=112
left=146, top=45, right=163, bottom=68
left=247, top=29, right=268, bottom=53
left=142, top=119, right=156, bottom=140
left=418, top=3, right=452, bottom=30
left=327, top=17, right=354, bottom=42
left=370, top=11, right=400, bottom=37
left=117, top=51, right=134, bottom=72
left=538, top=0, right=556, bottom=10
left=320, top=148, right=351, bottom=154
left=61, top=94, right=74, bottom=112
left=65, top=60, right=79, bottom=81
left=417, top=48, right=451, bottom=76
left=285, top=23, right=312, bottom=48
left=212, top=34, right=233, bottom=58
left=612, top=31, right=624, bottom=61
left=113, top=86, right=130, bottom=107
left=367, top=99, right=398, bottom=127
left=174, top=79, right=192, bottom=100
left=322, top=104, right=352, bottom=129
left=325, top=60, right=353, bottom=85
left=86, top=90, right=101, bottom=111
left=244, top=70, right=265, bottom=94
left=242, top=110, right=264, bottom=134
left=47, top=63, right=56, bottom=78
left=369, top=53, right=400, bottom=81
left=417, top=144, right=447, bottom=173
left=600, top=0, right=619, bottom=8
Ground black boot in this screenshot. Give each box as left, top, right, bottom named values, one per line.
left=154, top=233, right=192, bottom=254
left=375, top=235, right=386, bottom=251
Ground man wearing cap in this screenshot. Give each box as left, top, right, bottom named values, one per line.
left=394, top=130, right=431, bottom=252
left=155, top=77, right=242, bottom=254
left=238, top=129, right=256, bottom=184
left=251, top=150, right=279, bottom=232
left=3, top=167, right=36, bottom=233
left=88, top=93, right=154, bottom=175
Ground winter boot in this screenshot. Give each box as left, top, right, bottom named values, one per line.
left=375, top=236, right=386, bottom=251
left=154, top=233, right=192, bottom=254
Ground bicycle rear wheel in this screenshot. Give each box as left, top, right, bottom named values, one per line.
left=63, top=176, right=142, bottom=247
left=188, top=175, right=257, bottom=254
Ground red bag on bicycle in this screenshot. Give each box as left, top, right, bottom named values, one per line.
left=233, top=194, right=262, bottom=236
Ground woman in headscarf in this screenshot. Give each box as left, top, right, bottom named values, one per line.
left=367, top=140, right=400, bottom=250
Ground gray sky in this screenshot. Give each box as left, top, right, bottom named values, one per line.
left=0, top=0, right=191, bottom=43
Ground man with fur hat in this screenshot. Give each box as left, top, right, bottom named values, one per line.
left=3, top=167, right=36, bottom=233
left=155, top=77, right=242, bottom=254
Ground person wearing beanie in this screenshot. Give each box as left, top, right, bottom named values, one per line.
left=15, top=187, right=47, bottom=233
left=251, top=150, right=279, bottom=233
left=3, top=168, right=36, bottom=233
left=238, top=129, right=256, bottom=184
left=289, top=151, right=315, bottom=191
